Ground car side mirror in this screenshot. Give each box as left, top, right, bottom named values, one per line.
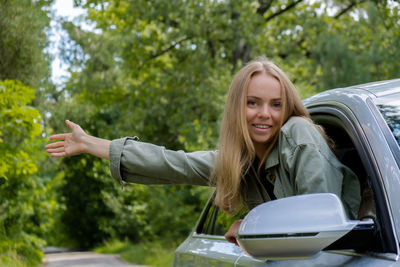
left=237, top=193, right=358, bottom=259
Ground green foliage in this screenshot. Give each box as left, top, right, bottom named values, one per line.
left=47, top=0, right=400, bottom=252
left=58, top=155, right=118, bottom=249
left=0, top=1, right=62, bottom=265
left=0, top=250, right=31, bottom=267
left=0, top=80, right=41, bottom=178
left=95, top=239, right=177, bottom=267
left=0, top=80, right=49, bottom=266
left=102, top=184, right=212, bottom=242
left=307, top=2, right=400, bottom=90
left=0, top=0, right=52, bottom=89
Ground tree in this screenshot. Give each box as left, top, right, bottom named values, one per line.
left=0, top=0, right=52, bottom=89
left=0, top=0, right=57, bottom=265
left=0, top=80, right=47, bottom=266
left=50, top=0, right=400, bottom=248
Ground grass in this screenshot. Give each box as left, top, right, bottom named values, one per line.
left=94, top=239, right=179, bottom=267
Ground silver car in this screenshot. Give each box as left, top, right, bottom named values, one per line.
left=174, top=79, right=400, bottom=266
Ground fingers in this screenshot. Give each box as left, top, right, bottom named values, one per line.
left=48, top=152, right=67, bottom=158
left=45, top=141, right=65, bottom=155
left=45, top=141, right=67, bottom=157
left=46, top=146, right=65, bottom=153
left=45, top=120, right=83, bottom=158
left=65, top=120, right=77, bottom=130
left=45, top=141, right=64, bottom=149
left=224, top=233, right=238, bottom=246
left=49, top=133, right=70, bottom=141
left=49, top=121, right=78, bottom=138
left=224, top=219, right=242, bottom=246
left=45, top=145, right=65, bottom=155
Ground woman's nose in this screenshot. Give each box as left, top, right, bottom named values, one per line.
left=258, top=105, right=270, bottom=118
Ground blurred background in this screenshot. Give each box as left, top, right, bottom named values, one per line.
left=1, top=0, right=400, bottom=266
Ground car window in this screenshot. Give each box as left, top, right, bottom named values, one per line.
left=197, top=196, right=246, bottom=236
left=311, top=114, right=385, bottom=252
left=375, top=98, right=400, bottom=147
left=316, top=119, right=369, bottom=192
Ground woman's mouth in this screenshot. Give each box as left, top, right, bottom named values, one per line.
left=253, top=124, right=271, bottom=129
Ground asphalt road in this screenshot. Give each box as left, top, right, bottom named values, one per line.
left=42, top=251, right=147, bottom=267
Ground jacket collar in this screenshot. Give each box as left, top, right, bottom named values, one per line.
left=265, top=143, right=279, bottom=169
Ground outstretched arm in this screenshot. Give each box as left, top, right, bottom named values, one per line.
left=45, top=120, right=111, bottom=160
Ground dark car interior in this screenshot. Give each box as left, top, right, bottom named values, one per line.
left=312, top=115, right=385, bottom=252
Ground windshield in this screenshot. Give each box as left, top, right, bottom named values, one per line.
left=375, top=96, right=400, bottom=147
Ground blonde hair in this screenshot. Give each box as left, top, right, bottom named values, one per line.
left=210, top=57, right=312, bottom=213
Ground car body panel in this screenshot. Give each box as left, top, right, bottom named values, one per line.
left=350, top=78, right=400, bottom=97
left=236, top=250, right=399, bottom=266
left=175, top=232, right=400, bottom=266
left=174, top=235, right=242, bottom=266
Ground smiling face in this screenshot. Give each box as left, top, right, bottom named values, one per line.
left=246, top=72, right=282, bottom=158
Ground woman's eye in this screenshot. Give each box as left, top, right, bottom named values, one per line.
left=247, top=100, right=257, bottom=106
left=272, top=102, right=282, bottom=108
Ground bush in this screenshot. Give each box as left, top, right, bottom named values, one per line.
left=0, top=80, right=54, bottom=265
left=95, top=239, right=178, bottom=267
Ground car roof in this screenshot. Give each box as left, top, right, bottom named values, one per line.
left=303, top=79, right=400, bottom=106
left=346, top=79, right=400, bottom=98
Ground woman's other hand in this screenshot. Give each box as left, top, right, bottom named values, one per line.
left=224, top=219, right=243, bottom=246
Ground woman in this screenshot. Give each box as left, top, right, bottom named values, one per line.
left=45, top=57, right=360, bottom=245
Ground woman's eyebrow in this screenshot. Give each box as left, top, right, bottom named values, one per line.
left=247, top=96, right=282, bottom=101
left=247, top=95, right=262, bottom=99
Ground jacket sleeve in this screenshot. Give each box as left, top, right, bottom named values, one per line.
left=109, top=137, right=216, bottom=187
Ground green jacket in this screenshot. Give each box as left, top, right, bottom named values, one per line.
left=109, top=116, right=360, bottom=219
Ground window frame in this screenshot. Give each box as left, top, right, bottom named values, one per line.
left=193, top=191, right=227, bottom=240
left=308, top=105, right=398, bottom=255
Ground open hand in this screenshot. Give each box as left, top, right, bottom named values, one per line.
left=45, top=120, right=88, bottom=157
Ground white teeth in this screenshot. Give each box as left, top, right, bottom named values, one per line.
left=255, top=124, right=271, bottom=129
